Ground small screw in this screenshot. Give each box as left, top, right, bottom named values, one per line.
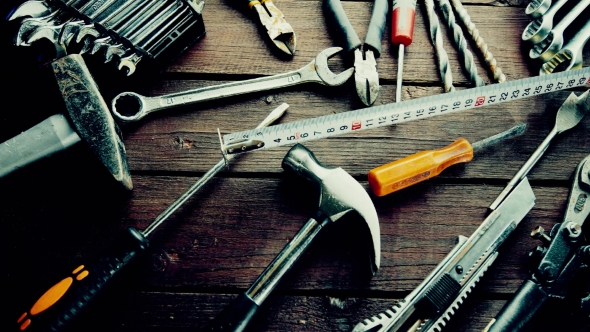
left=531, top=226, right=552, bottom=244
left=265, top=95, right=274, bottom=104
left=455, top=265, right=464, bottom=274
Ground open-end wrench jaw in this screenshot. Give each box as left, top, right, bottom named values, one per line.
left=25, top=25, right=68, bottom=59
left=7, top=0, right=53, bottom=21
left=314, top=47, right=355, bottom=86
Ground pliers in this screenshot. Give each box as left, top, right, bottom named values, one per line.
left=324, top=0, right=388, bottom=106
left=239, top=0, right=296, bottom=55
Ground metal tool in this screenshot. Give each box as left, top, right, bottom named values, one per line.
left=236, top=0, right=296, bottom=55
left=206, top=143, right=380, bottom=332
left=540, top=19, right=590, bottom=74
left=522, top=0, right=568, bottom=44
left=489, top=89, right=589, bottom=210
left=391, top=0, right=417, bottom=102
left=352, top=176, right=536, bottom=332
left=7, top=0, right=53, bottom=20
left=424, top=0, right=455, bottom=92
left=529, top=0, right=590, bottom=62
left=450, top=0, right=506, bottom=83
left=0, top=54, right=132, bottom=189
left=324, top=0, right=388, bottom=106
left=13, top=103, right=286, bottom=332
left=526, top=0, right=552, bottom=18
left=436, top=0, right=485, bottom=87
left=368, top=123, right=526, bottom=197
left=484, top=154, right=590, bottom=332
left=221, top=68, right=590, bottom=154
left=111, top=47, right=354, bottom=122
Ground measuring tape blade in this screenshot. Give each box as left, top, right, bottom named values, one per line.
left=223, top=68, right=590, bottom=154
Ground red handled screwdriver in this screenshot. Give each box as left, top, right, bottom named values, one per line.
left=391, top=0, right=417, bottom=102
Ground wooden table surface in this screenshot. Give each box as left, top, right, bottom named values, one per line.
left=1, top=0, right=589, bottom=331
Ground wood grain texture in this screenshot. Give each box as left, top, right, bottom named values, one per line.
left=1, top=0, right=589, bottom=331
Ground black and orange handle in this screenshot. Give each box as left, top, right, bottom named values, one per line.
left=16, top=228, right=149, bottom=332
left=368, top=138, right=474, bottom=197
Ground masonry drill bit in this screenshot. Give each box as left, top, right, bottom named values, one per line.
left=424, top=0, right=455, bottom=92
left=449, top=0, right=506, bottom=83
left=437, top=0, right=486, bottom=87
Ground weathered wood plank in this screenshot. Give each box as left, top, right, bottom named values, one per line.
left=122, top=86, right=590, bottom=180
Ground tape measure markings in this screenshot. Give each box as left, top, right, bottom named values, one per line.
left=223, top=69, right=590, bottom=153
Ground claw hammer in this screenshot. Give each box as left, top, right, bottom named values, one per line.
left=207, top=143, right=381, bottom=331
left=0, top=54, right=132, bottom=189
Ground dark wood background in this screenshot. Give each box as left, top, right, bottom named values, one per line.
left=1, top=0, right=589, bottom=331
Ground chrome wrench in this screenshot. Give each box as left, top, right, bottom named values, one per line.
left=522, top=0, right=568, bottom=44
left=111, top=47, right=354, bottom=122
left=530, top=0, right=590, bottom=62
left=540, top=19, right=590, bottom=74
left=526, top=0, right=552, bottom=18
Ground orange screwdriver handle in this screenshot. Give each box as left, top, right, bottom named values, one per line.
left=368, top=138, right=474, bottom=196
left=391, top=0, right=417, bottom=46
left=15, top=228, right=148, bottom=332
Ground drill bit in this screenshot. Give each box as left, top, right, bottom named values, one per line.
left=436, top=0, right=486, bottom=87
left=449, top=0, right=506, bottom=83
left=424, top=0, right=455, bottom=92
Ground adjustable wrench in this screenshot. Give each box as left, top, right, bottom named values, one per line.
left=522, top=0, right=568, bottom=44
left=541, top=19, right=590, bottom=74
left=111, top=47, right=355, bottom=122
left=530, top=0, right=590, bottom=62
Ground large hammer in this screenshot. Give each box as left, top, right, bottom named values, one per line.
left=0, top=54, right=132, bottom=189
left=207, top=143, right=381, bottom=331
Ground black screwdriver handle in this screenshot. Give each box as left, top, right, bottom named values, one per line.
left=484, top=279, right=549, bottom=332
left=364, top=0, right=388, bottom=57
left=205, top=293, right=260, bottom=332
left=15, top=228, right=149, bottom=332
left=324, top=0, right=362, bottom=53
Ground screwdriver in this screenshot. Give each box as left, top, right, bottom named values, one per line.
left=368, top=123, right=526, bottom=197
left=391, top=0, right=417, bottom=102
left=14, top=104, right=288, bottom=332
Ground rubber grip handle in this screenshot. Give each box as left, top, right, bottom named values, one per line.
left=205, top=293, right=260, bottom=332
left=391, top=0, right=417, bottom=46
left=368, top=138, right=473, bottom=197
left=15, top=228, right=149, bottom=332
left=323, top=0, right=362, bottom=53
left=364, top=0, right=388, bottom=56
left=484, top=279, right=549, bottom=332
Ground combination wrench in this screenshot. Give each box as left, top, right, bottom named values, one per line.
left=111, top=47, right=355, bottom=122
left=522, top=0, right=568, bottom=44
left=530, top=0, right=590, bottom=62
left=526, top=0, right=552, bottom=18
left=541, top=19, right=590, bottom=74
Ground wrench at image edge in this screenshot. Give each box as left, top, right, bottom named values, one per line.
left=111, top=47, right=354, bottom=122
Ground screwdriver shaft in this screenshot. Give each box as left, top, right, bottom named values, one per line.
left=396, top=45, right=404, bottom=102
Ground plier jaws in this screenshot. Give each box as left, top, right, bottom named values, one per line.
left=354, top=48, right=379, bottom=106
left=250, top=0, right=296, bottom=55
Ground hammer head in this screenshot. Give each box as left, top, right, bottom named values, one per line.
left=282, top=144, right=381, bottom=275
left=52, top=54, right=132, bottom=190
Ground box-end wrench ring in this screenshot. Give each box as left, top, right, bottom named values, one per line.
left=111, top=47, right=355, bottom=122
left=540, top=19, right=590, bottom=74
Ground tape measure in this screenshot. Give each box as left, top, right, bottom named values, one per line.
left=222, top=68, right=590, bottom=154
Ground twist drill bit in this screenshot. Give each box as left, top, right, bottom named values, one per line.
left=424, top=0, right=455, bottom=92
left=436, top=0, right=486, bottom=87
left=449, top=0, right=506, bottom=83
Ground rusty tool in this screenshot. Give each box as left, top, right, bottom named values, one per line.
left=0, top=54, right=132, bottom=189
left=111, top=47, right=354, bottom=122
left=237, top=0, right=296, bottom=55
left=368, top=123, right=526, bottom=197
left=324, top=0, right=388, bottom=106
left=206, top=143, right=381, bottom=332
left=490, top=89, right=589, bottom=210
left=13, top=104, right=286, bottom=332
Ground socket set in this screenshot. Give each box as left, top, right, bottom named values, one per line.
left=10, top=0, right=206, bottom=75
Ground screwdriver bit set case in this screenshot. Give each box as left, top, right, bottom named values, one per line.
left=16, top=0, right=206, bottom=75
